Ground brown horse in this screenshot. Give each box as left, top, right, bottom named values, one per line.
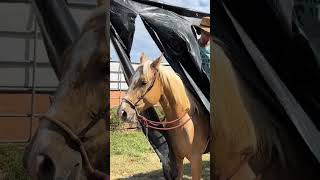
left=210, top=39, right=319, bottom=180
left=23, top=4, right=109, bottom=180
left=118, top=53, right=210, bottom=179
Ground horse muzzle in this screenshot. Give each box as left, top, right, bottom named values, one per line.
left=117, top=102, right=137, bottom=123
left=23, top=127, right=85, bottom=180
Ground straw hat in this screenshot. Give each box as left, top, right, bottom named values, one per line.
left=196, top=16, right=210, bottom=33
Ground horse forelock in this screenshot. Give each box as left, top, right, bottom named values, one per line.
left=129, top=67, right=141, bottom=90
left=142, top=61, right=153, bottom=81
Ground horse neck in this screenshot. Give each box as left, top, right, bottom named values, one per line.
left=157, top=70, right=189, bottom=121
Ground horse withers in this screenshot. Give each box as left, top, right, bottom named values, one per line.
left=23, top=4, right=109, bottom=180
left=118, top=53, right=210, bottom=179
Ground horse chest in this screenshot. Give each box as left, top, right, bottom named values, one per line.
left=168, top=124, right=195, bottom=156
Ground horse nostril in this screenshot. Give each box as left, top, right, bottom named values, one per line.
left=121, top=110, right=127, bottom=120
left=37, top=155, right=55, bottom=179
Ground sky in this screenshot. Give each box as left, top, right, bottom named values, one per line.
left=110, top=0, right=210, bottom=63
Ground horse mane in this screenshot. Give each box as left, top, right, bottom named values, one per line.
left=157, top=63, right=193, bottom=114
left=137, top=59, right=203, bottom=120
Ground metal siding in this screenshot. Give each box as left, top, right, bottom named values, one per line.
left=0, top=0, right=97, bottom=142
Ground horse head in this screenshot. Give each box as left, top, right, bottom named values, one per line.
left=118, top=53, right=164, bottom=122
left=23, top=5, right=109, bottom=180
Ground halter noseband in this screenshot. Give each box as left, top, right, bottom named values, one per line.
left=122, top=70, right=191, bottom=130
left=39, top=109, right=108, bottom=179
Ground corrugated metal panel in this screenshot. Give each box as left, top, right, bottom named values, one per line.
left=0, top=0, right=98, bottom=142
left=0, top=1, right=97, bottom=92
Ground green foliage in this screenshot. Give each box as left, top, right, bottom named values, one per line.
left=110, top=107, right=123, bottom=130
left=0, top=144, right=30, bottom=180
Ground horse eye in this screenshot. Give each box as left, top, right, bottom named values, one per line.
left=141, top=81, right=147, bottom=86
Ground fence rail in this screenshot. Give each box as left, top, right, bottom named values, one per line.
left=0, top=1, right=94, bottom=143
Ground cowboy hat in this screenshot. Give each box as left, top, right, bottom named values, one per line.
left=196, top=16, right=210, bottom=33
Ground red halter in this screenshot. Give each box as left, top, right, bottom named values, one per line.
left=121, top=98, right=191, bottom=131
left=122, top=70, right=191, bottom=130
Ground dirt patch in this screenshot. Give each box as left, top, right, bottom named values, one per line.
left=111, top=153, right=210, bottom=180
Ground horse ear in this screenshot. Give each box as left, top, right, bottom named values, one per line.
left=151, top=54, right=163, bottom=69
left=140, top=53, right=147, bottom=64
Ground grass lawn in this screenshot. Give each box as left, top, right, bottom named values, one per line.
left=0, top=130, right=210, bottom=180
left=111, top=131, right=210, bottom=179
left=0, top=144, right=30, bottom=180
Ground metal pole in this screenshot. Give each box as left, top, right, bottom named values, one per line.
left=0, top=113, right=42, bottom=118
left=110, top=24, right=134, bottom=81
left=28, top=17, right=37, bottom=142
left=118, top=62, right=122, bottom=106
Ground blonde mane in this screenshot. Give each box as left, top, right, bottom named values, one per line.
left=139, top=60, right=191, bottom=112
left=158, top=64, right=191, bottom=112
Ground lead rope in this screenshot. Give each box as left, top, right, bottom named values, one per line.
left=137, top=114, right=191, bottom=130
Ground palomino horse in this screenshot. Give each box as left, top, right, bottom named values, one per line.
left=210, top=39, right=319, bottom=180
left=23, top=3, right=109, bottom=180
left=118, top=53, right=210, bottom=179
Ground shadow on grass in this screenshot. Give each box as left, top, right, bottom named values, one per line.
left=116, top=160, right=210, bottom=180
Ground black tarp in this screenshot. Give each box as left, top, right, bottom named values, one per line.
left=111, top=0, right=210, bottom=110
left=212, top=0, right=320, bottom=163
left=110, top=0, right=210, bottom=178
left=31, top=0, right=80, bottom=79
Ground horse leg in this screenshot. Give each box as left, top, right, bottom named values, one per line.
left=175, top=157, right=184, bottom=180
left=190, top=154, right=202, bottom=180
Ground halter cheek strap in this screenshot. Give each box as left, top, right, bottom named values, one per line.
left=134, top=70, right=159, bottom=106
left=122, top=70, right=159, bottom=109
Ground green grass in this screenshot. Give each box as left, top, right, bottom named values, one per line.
left=110, top=107, right=122, bottom=130
left=110, top=131, right=154, bottom=157
left=0, top=144, right=30, bottom=180
left=110, top=131, right=210, bottom=179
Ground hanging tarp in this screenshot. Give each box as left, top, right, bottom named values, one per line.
left=212, top=0, right=320, bottom=163
left=111, top=0, right=210, bottom=110
left=31, top=0, right=80, bottom=79
left=140, top=9, right=210, bottom=109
